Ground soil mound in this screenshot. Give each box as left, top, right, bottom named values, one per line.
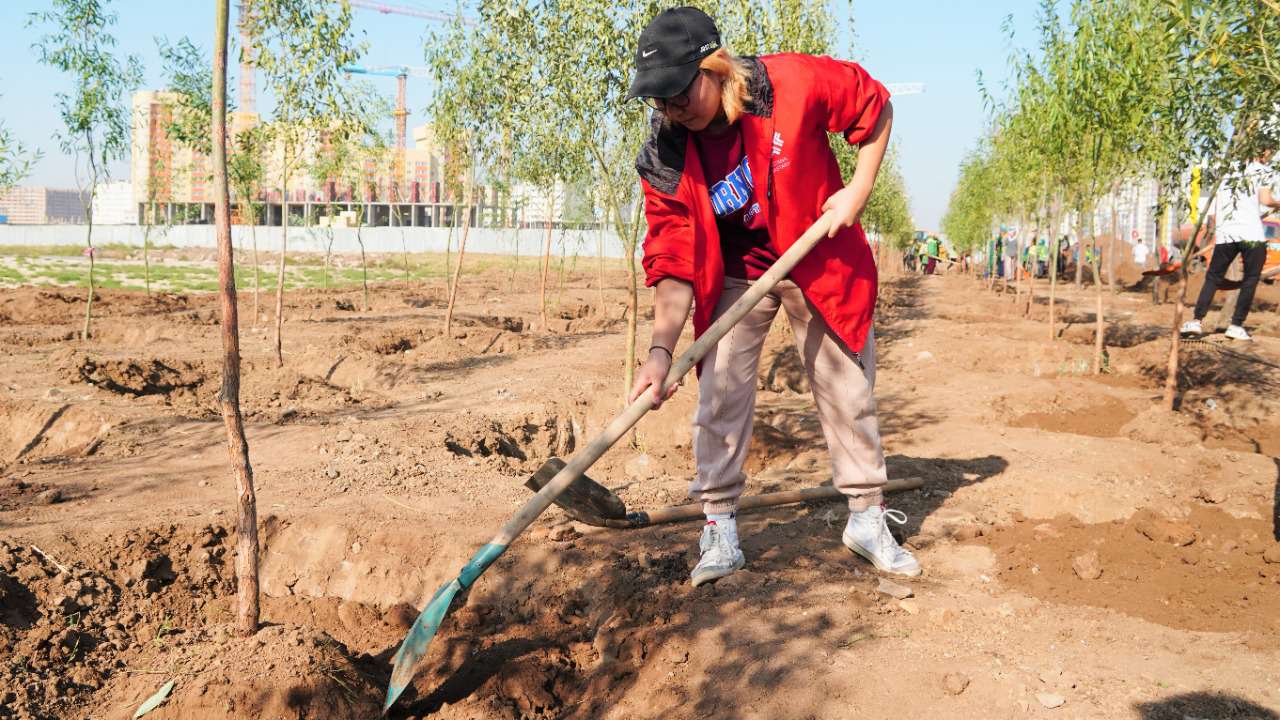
left=1009, top=396, right=1135, bottom=438
left=238, top=369, right=368, bottom=423
left=70, top=355, right=210, bottom=400
left=0, top=523, right=234, bottom=719
left=101, top=624, right=381, bottom=720
left=978, top=506, right=1280, bottom=636
left=443, top=415, right=576, bottom=466
left=0, top=399, right=116, bottom=464
left=362, top=329, right=425, bottom=355
left=0, top=289, right=91, bottom=326
left=0, top=289, right=203, bottom=327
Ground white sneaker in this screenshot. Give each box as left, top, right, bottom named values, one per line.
left=1179, top=319, right=1203, bottom=336
left=842, top=505, right=921, bottom=577
left=1225, top=325, right=1252, bottom=341
left=690, top=521, right=745, bottom=587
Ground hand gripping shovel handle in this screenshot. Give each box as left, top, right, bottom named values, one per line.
left=383, top=211, right=837, bottom=712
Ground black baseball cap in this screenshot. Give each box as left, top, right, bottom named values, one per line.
left=626, top=7, right=722, bottom=101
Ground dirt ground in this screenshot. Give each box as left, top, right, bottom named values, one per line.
left=2, top=251, right=1279, bottom=719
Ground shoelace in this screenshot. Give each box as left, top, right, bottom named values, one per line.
left=879, top=508, right=911, bottom=559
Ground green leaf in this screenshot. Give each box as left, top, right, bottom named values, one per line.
left=132, top=680, right=175, bottom=718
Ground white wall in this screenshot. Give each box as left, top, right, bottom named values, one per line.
left=92, top=182, right=136, bottom=226
left=0, top=224, right=633, bottom=259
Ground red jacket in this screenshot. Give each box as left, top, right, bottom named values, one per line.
left=636, top=53, right=889, bottom=354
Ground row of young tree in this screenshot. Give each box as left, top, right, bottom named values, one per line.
left=424, top=0, right=913, bottom=392
left=20, top=0, right=447, bottom=368
left=942, top=0, right=1279, bottom=410
left=13, top=0, right=380, bottom=635
left=12, top=0, right=914, bottom=382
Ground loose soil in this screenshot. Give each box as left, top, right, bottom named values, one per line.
left=2, top=250, right=1279, bottom=719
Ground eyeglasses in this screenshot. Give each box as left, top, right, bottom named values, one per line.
left=641, top=71, right=702, bottom=111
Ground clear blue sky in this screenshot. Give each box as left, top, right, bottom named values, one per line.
left=0, top=0, right=1050, bottom=230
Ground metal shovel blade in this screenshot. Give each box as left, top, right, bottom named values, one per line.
left=383, top=542, right=507, bottom=714
left=524, top=457, right=627, bottom=525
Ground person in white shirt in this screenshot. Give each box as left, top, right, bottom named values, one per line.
left=1181, top=151, right=1280, bottom=341
left=1132, top=238, right=1151, bottom=268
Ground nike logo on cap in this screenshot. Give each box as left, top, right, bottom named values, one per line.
left=642, top=48, right=657, bottom=57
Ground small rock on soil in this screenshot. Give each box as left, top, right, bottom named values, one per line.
left=876, top=578, right=913, bottom=599
left=943, top=672, right=971, bottom=695
left=1195, top=485, right=1228, bottom=505
left=1037, top=693, right=1066, bottom=709
left=1071, top=551, right=1102, bottom=580
left=1136, top=516, right=1197, bottom=546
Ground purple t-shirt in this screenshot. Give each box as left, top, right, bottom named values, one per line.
left=694, top=126, right=778, bottom=280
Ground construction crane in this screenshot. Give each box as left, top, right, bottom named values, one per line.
left=238, top=1, right=256, bottom=115
left=237, top=0, right=463, bottom=122
left=341, top=64, right=435, bottom=204
left=342, top=64, right=431, bottom=152
left=349, top=0, right=473, bottom=26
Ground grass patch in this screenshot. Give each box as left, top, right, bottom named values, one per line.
left=0, top=248, right=630, bottom=293
left=0, top=242, right=138, bottom=259
left=0, top=265, right=25, bottom=285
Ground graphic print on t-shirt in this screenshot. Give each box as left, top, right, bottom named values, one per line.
left=708, top=155, right=763, bottom=225
left=696, top=128, right=777, bottom=279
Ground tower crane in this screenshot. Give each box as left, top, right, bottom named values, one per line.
left=348, top=0, right=474, bottom=26
left=341, top=64, right=431, bottom=152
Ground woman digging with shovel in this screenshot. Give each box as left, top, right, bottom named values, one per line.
left=626, top=7, right=919, bottom=586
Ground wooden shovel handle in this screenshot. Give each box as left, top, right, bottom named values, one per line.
left=490, top=212, right=838, bottom=546
left=633, top=477, right=926, bottom=526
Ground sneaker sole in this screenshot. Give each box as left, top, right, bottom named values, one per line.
left=690, top=556, right=746, bottom=588
left=843, top=534, right=922, bottom=577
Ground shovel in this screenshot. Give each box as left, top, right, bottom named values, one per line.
left=524, top=457, right=926, bottom=528
left=383, top=211, right=841, bottom=713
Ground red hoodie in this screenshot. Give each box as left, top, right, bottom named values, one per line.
left=636, top=53, right=889, bottom=355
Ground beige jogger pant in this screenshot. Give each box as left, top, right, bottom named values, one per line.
left=691, top=277, right=887, bottom=515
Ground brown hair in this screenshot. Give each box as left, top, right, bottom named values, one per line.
left=699, top=48, right=753, bottom=124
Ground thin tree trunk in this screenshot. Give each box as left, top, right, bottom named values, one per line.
left=84, top=218, right=96, bottom=340
left=444, top=200, right=471, bottom=339
left=144, top=200, right=154, bottom=296
left=1025, top=255, right=1035, bottom=317
left=1164, top=176, right=1225, bottom=409
left=1153, top=187, right=1165, bottom=305
left=556, top=227, right=569, bottom=311
left=1014, top=217, right=1026, bottom=308
left=212, top=0, right=258, bottom=637
left=510, top=220, right=520, bottom=292
left=400, top=227, right=410, bottom=281
left=620, top=198, right=643, bottom=401
left=1107, top=189, right=1118, bottom=294
left=625, top=238, right=638, bottom=396
left=596, top=226, right=606, bottom=310
left=274, top=181, right=288, bottom=368
left=1094, top=198, right=1119, bottom=374
left=1093, top=255, right=1105, bottom=374
left=1164, top=285, right=1186, bottom=410
left=539, top=192, right=556, bottom=331
left=1047, top=200, right=1060, bottom=340
left=999, top=232, right=1008, bottom=295
left=1025, top=212, right=1037, bottom=318
left=1074, top=206, right=1085, bottom=289
left=251, top=217, right=260, bottom=325
left=444, top=204, right=455, bottom=296
left=323, top=228, right=333, bottom=290
left=357, top=218, right=370, bottom=312
left=82, top=161, right=97, bottom=341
